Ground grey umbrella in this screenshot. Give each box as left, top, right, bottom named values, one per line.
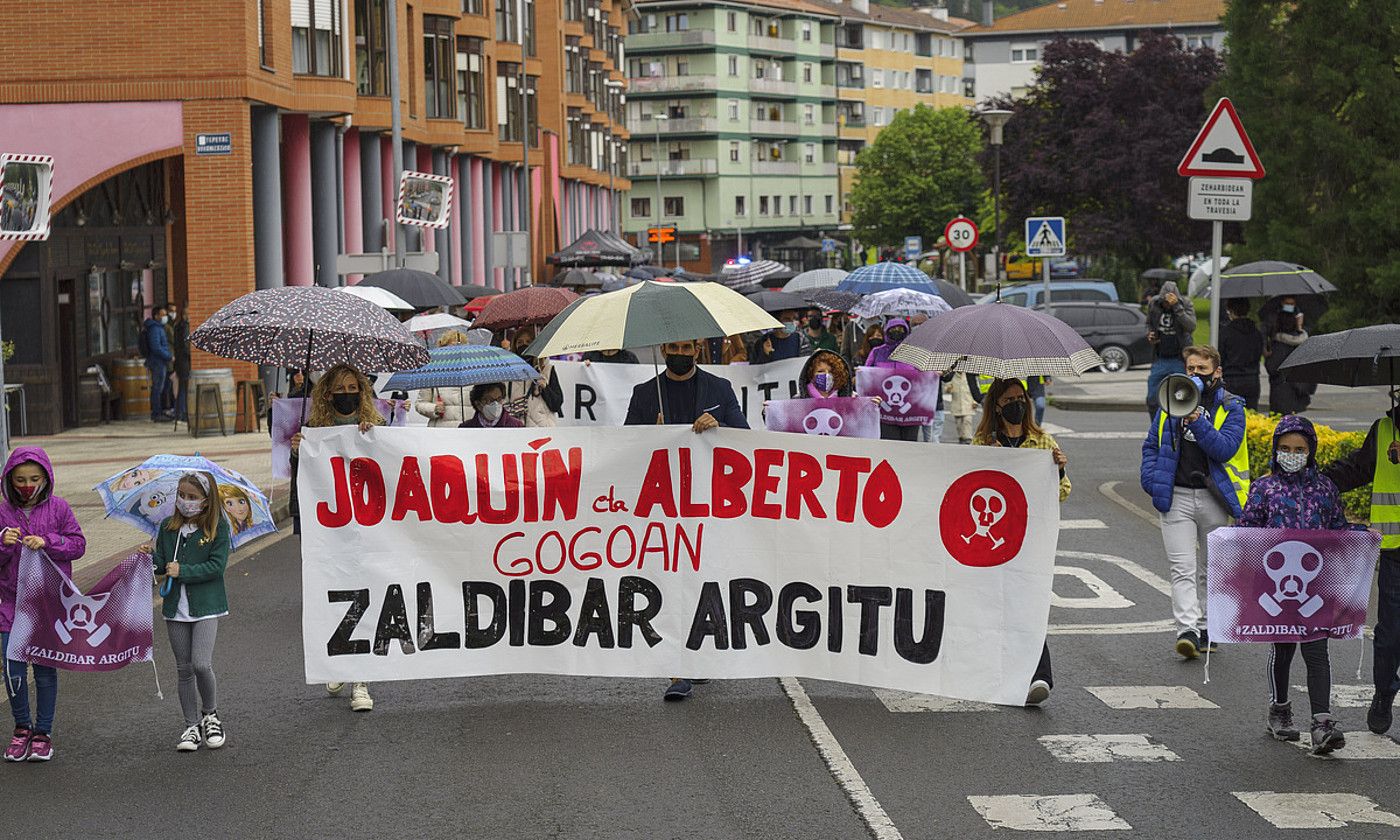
left=359, top=268, right=468, bottom=309
left=1219, top=261, right=1337, bottom=299
left=457, top=283, right=498, bottom=300
left=746, top=290, right=812, bottom=314
left=809, top=289, right=862, bottom=312
left=891, top=301, right=1102, bottom=377
left=1278, top=324, right=1400, bottom=387
left=931, top=277, right=975, bottom=308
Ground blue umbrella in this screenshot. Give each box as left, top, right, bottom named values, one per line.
left=381, top=344, right=539, bottom=391
left=836, top=262, right=939, bottom=295
left=94, top=455, right=276, bottom=550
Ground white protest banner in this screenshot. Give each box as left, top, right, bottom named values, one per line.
left=298, top=425, right=1060, bottom=705
left=552, top=358, right=806, bottom=428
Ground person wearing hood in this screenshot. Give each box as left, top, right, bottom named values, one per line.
left=1145, top=282, right=1196, bottom=415
left=1220, top=299, right=1265, bottom=411
left=866, top=318, right=921, bottom=442
left=798, top=350, right=855, bottom=398
left=1265, top=296, right=1313, bottom=415
left=1324, top=399, right=1400, bottom=736
left=0, top=446, right=86, bottom=762
left=1238, top=415, right=1363, bottom=755
left=142, top=305, right=175, bottom=421
left=751, top=309, right=810, bottom=364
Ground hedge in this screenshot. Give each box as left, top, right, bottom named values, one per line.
left=1244, top=411, right=1371, bottom=521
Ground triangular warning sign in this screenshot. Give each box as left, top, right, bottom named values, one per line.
left=1031, top=221, right=1062, bottom=251
left=1178, top=98, right=1266, bottom=179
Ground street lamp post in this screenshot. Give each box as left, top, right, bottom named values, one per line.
left=652, top=114, right=668, bottom=266
left=979, top=108, right=1012, bottom=289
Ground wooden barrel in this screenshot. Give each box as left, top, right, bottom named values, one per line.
left=78, top=374, right=105, bottom=426
left=187, top=368, right=237, bottom=435
left=114, top=358, right=149, bottom=420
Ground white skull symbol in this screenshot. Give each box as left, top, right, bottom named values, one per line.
left=54, top=579, right=113, bottom=647
left=961, top=488, right=1007, bottom=548
left=882, top=375, right=913, bottom=414
left=802, top=408, right=844, bottom=436
left=1258, top=539, right=1325, bottom=617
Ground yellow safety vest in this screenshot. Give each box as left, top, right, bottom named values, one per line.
left=1371, top=417, right=1400, bottom=549
left=1158, top=404, right=1251, bottom=511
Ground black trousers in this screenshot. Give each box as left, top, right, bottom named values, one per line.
left=1269, top=639, right=1331, bottom=716
left=880, top=423, right=920, bottom=442
left=1035, top=643, right=1053, bottom=689
left=1224, top=375, right=1260, bottom=412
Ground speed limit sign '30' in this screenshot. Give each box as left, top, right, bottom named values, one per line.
left=943, top=216, right=979, bottom=253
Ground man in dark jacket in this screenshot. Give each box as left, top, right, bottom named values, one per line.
left=143, top=306, right=174, bottom=421
left=750, top=309, right=809, bottom=363
left=624, top=338, right=746, bottom=702
left=167, top=301, right=192, bottom=420
left=1219, top=298, right=1265, bottom=411
left=1145, top=281, right=1196, bottom=415
left=1323, top=403, right=1400, bottom=735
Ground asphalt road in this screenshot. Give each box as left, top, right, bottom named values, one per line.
left=7, top=405, right=1400, bottom=839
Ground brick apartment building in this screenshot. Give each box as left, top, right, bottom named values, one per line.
left=0, top=0, right=629, bottom=435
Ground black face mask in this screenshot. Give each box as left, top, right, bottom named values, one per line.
left=998, top=400, right=1027, bottom=425
left=331, top=393, right=359, bottom=416
left=665, top=353, right=695, bottom=376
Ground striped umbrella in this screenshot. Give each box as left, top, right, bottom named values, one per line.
left=721, top=259, right=790, bottom=291
left=470, top=286, right=579, bottom=330
left=891, top=302, right=1102, bottom=378
left=782, top=268, right=848, bottom=293
left=850, top=289, right=953, bottom=319
left=837, top=262, right=939, bottom=295
left=382, top=344, right=539, bottom=391
left=526, top=281, right=782, bottom=357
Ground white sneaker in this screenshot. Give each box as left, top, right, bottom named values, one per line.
left=201, top=712, right=226, bottom=749
left=350, top=682, right=374, bottom=712
left=1025, top=679, right=1052, bottom=707
left=176, top=725, right=202, bottom=752
left=326, top=682, right=345, bottom=696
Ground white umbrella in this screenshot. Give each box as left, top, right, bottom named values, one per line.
left=337, top=284, right=414, bottom=311
left=850, top=288, right=954, bottom=319
left=405, top=312, right=473, bottom=333
left=782, top=268, right=848, bottom=293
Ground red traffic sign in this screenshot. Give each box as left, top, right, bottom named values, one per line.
left=944, top=216, right=979, bottom=252
left=1178, top=98, right=1265, bottom=179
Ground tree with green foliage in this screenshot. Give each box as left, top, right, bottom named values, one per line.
left=1220, top=0, right=1400, bottom=328
left=850, top=105, right=985, bottom=249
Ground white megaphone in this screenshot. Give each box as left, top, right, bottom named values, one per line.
left=1157, top=373, right=1202, bottom=418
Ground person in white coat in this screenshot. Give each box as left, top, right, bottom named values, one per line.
left=414, top=331, right=477, bottom=427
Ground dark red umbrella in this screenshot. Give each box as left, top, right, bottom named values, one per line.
left=470, top=286, right=579, bottom=330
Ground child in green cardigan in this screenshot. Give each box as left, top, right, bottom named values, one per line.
left=152, top=472, right=230, bottom=753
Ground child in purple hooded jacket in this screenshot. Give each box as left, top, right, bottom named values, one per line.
left=0, top=445, right=86, bottom=762
left=1237, top=415, right=1361, bottom=756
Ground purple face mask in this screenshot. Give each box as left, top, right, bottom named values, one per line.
left=812, top=372, right=833, bottom=393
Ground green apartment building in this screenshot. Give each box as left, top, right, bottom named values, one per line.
left=624, top=0, right=842, bottom=271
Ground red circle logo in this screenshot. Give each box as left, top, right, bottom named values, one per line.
left=939, top=470, right=1028, bottom=567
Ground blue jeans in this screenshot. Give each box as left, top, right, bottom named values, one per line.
left=1033, top=396, right=1046, bottom=426
left=2, top=632, right=58, bottom=733
left=1146, top=357, right=1186, bottom=413
left=148, top=360, right=168, bottom=419
left=919, top=412, right=945, bottom=443
left=1375, top=549, right=1400, bottom=696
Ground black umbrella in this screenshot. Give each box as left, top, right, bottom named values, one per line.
left=809, top=289, right=862, bottom=312
left=931, top=277, right=975, bottom=308
left=1141, top=268, right=1185, bottom=282
left=1219, top=261, right=1337, bottom=299
left=1278, top=324, right=1400, bottom=387
left=359, top=268, right=467, bottom=309
left=457, top=283, right=498, bottom=301
left=1258, top=294, right=1328, bottom=332
left=746, top=290, right=812, bottom=314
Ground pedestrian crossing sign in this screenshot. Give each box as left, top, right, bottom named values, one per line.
left=1024, top=216, right=1066, bottom=258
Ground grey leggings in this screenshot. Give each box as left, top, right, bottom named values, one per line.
left=166, top=619, right=219, bottom=727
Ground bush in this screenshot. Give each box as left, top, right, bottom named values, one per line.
left=1244, top=411, right=1371, bottom=521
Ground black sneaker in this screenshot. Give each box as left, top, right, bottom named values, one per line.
left=1175, top=630, right=1201, bottom=660
left=663, top=678, right=694, bottom=702
left=1267, top=701, right=1300, bottom=741
left=176, top=724, right=202, bottom=752
left=1368, top=689, right=1396, bottom=735
left=1199, top=631, right=1218, bottom=653
left=1310, top=713, right=1346, bottom=756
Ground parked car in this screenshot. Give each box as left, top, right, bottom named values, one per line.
left=977, top=280, right=1119, bottom=308
left=1032, top=301, right=1152, bottom=372
left=1049, top=259, right=1081, bottom=279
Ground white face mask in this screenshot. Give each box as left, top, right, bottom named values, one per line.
left=480, top=401, right=504, bottom=423
left=160, top=315, right=169, bottom=325
left=1276, top=450, right=1309, bottom=474
left=175, top=498, right=206, bottom=517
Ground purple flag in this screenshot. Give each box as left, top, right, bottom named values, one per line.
left=764, top=396, right=880, bottom=439
left=1207, top=527, right=1379, bottom=644
left=8, top=548, right=154, bottom=671
left=271, top=397, right=408, bottom=480
left=855, top=367, right=941, bottom=427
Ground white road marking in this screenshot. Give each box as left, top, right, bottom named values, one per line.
left=1056, top=550, right=1174, bottom=598
left=1085, top=685, right=1220, bottom=710
left=1288, top=731, right=1400, bottom=760
left=1052, top=566, right=1135, bottom=609
left=780, top=678, right=903, bottom=840
left=1099, top=481, right=1161, bottom=527
left=1038, top=734, right=1182, bottom=763
left=968, top=794, right=1132, bottom=832
left=1049, top=619, right=1176, bottom=636
left=1292, top=683, right=1374, bottom=708
left=1055, top=431, right=1146, bottom=440
left=1060, top=518, right=1108, bottom=529
left=873, top=689, right=1000, bottom=713
left=1232, top=792, right=1400, bottom=829
left=1041, top=422, right=1074, bottom=435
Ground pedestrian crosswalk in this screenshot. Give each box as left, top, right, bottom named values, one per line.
left=1084, top=684, right=1220, bottom=709
left=1037, top=733, right=1181, bottom=763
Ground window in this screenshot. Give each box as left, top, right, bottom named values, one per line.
left=728, top=55, right=738, bottom=75
left=407, top=5, right=416, bottom=116
left=565, top=37, right=583, bottom=93
left=524, top=0, right=536, bottom=56
left=497, top=63, right=538, bottom=145
left=258, top=0, right=271, bottom=67
left=759, top=195, right=769, bottom=215
left=356, top=0, right=389, bottom=93
left=1186, top=34, right=1214, bottom=50
left=773, top=195, right=782, bottom=216
left=676, top=58, right=688, bottom=76
left=631, top=197, right=651, bottom=217
left=1011, top=45, right=1039, bottom=63
left=803, top=195, right=812, bottom=215
left=802, top=63, right=812, bottom=83
left=463, top=0, right=483, bottom=13
left=824, top=195, right=833, bottom=214
left=565, top=0, right=583, bottom=22
left=754, top=59, right=767, bottom=79
left=727, top=99, right=740, bottom=120
left=801, top=21, right=812, bottom=42
left=495, top=0, right=516, bottom=41
left=870, top=70, right=882, bottom=89
left=803, top=143, right=815, bottom=163
left=664, top=196, right=684, bottom=217
left=423, top=15, right=455, bottom=119
left=666, top=13, right=688, bottom=32
left=788, top=195, right=797, bottom=215
left=735, top=195, right=746, bottom=216
left=727, top=11, right=737, bottom=31
left=293, top=0, right=343, bottom=76
left=872, top=107, right=884, bottom=126
left=803, top=104, right=814, bottom=124
left=729, top=141, right=740, bottom=162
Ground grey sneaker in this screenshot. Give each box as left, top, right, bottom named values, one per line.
left=1309, top=713, right=1346, bottom=756
left=1267, top=702, right=1300, bottom=741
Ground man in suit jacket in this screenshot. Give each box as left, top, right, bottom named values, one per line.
left=623, top=339, right=748, bottom=431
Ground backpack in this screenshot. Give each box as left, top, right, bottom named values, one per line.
left=138, top=321, right=151, bottom=358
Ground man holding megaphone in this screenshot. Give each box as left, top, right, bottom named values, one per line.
left=1140, top=345, right=1251, bottom=660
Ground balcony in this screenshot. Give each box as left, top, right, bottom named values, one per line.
left=747, top=34, right=795, bottom=55
left=750, top=118, right=798, bottom=136
left=752, top=160, right=799, bottom=176
left=817, top=84, right=837, bottom=99
left=749, top=77, right=797, bottom=97
left=629, top=159, right=719, bottom=177
left=627, top=30, right=716, bottom=51
left=836, top=77, right=865, bottom=90
left=626, top=75, right=718, bottom=95
left=804, top=163, right=838, bottom=177
left=632, top=117, right=718, bottom=135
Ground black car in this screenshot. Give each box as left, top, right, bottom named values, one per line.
left=1033, top=302, right=1153, bottom=372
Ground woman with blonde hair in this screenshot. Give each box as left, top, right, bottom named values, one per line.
left=216, top=484, right=255, bottom=535
left=414, top=331, right=475, bottom=427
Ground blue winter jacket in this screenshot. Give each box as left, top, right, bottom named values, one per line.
left=143, top=317, right=173, bottom=367
left=1139, top=384, right=1248, bottom=517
